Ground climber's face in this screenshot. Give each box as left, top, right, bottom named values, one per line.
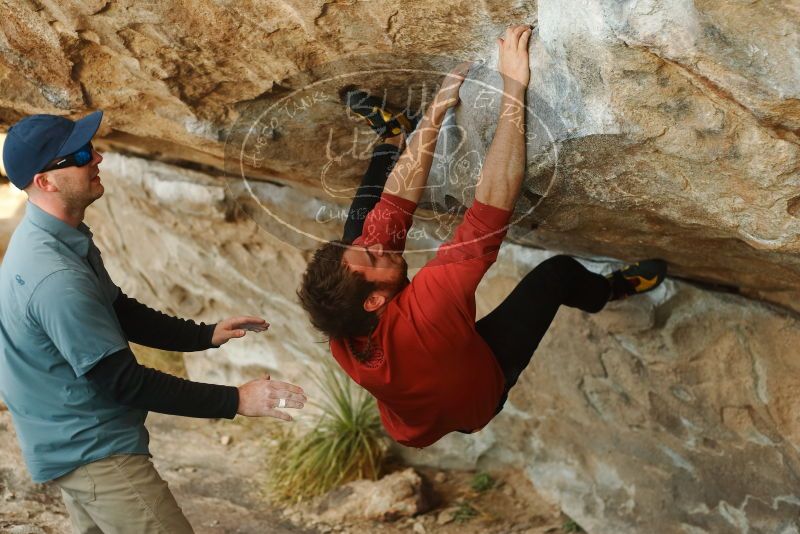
left=343, top=242, right=409, bottom=311
left=343, top=242, right=408, bottom=286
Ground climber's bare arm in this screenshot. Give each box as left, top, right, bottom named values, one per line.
left=384, top=62, right=472, bottom=205
left=474, top=24, right=531, bottom=212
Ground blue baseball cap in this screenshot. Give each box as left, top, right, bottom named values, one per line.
left=2, top=111, right=103, bottom=190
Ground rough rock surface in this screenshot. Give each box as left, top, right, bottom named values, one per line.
left=441, top=0, right=800, bottom=311
left=0, top=1, right=798, bottom=310
left=311, top=468, right=432, bottom=523
left=85, top=153, right=800, bottom=533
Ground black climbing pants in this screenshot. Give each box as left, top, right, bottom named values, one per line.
left=342, top=143, right=400, bottom=242
left=343, top=144, right=611, bottom=412
left=475, top=255, right=611, bottom=411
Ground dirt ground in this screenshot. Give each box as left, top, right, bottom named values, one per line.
left=1, top=406, right=569, bottom=534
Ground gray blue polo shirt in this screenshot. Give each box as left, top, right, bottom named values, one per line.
left=0, top=202, right=149, bottom=482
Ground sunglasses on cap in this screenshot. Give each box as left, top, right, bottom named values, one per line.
left=41, top=142, right=94, bottom=173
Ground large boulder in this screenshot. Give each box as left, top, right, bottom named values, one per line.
left=439, top=0, right=800, bottom=311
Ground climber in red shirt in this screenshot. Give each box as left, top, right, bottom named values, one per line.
left=299, top=24, right=667, bottom=448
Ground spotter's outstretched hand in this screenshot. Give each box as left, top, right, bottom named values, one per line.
left=212, top=316, right=269, bottom=346
left=237, top=374, right=307, bottom=421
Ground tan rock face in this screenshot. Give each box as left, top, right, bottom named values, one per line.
left=86, top=153, right=800, bottom=533
left=0, top=0, right=526, bottom=164
left=440, top=0, right=800, bottom=310
left=1, top=1, right=798, bottom=309
left=482, top=276, right=800, bottom=534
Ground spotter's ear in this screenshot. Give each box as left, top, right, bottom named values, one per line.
left=30, top=172, right=59, bottom=193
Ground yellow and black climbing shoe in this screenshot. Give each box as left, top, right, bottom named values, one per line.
left=339, top=85, right=417, bottom=139
left=607, top=259, right=667, bottom=300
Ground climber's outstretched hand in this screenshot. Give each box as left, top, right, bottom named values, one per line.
left=497, top=24, right=532, bottom=89
left=473, top=24, right=530, bottom=211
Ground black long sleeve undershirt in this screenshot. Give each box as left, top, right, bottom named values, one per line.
left=87, top=348, right=239, bottom=419
left=86, top=291, right=237, bottom=418
left=112, top=291, right=217, bottom=352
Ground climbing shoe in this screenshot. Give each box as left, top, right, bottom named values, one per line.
left=339, top=85, right=417, bottom=139
left=607, top=259, right=667, bottom=300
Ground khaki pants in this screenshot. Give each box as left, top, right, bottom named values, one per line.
left=54, top=454, right=194, bottom=534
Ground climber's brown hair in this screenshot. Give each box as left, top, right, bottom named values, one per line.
left=298, top=240, right=380, bottom=340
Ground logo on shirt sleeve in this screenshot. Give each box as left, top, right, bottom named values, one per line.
left=362, top=346, right=385, bottom=368
left=14, top=275, right=25, bottom=286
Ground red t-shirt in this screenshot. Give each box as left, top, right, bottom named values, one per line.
left=330, top=193, right=511, bottom=448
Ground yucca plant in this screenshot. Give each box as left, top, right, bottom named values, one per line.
left=266, top=361, right=387, bottom=502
